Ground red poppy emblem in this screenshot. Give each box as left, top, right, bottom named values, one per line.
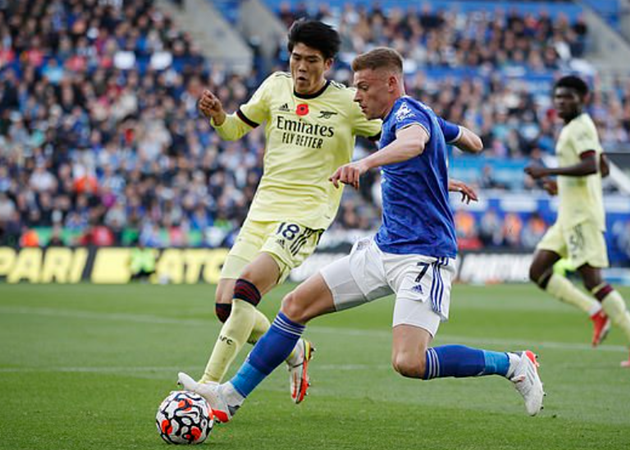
left=296, top=103, right=309, bottom=116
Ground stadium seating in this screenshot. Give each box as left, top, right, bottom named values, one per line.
left=0, top=0, right=628, bottom=265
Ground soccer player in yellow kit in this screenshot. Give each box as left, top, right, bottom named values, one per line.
left=177, top=20, right=382, bottom=403
left=526, top=75, right=630, bottom=367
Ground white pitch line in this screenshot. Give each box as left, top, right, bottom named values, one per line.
left=0, top=366, right=190, bottom=374
left=0, top=364, right=391, bottom=374
left=0, top=305, right=211, bottom=326
left=1, top=305, right=627, bottom=353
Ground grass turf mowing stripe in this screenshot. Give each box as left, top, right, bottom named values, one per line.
left=1, top=305, right=627, bottom=353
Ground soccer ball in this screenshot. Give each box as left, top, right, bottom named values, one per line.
left=156, top=391, right=214, bottom=445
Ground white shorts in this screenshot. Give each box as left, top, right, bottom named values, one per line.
left=319, top=238, right=456, bottom=337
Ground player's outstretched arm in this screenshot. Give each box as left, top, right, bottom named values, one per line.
left=329, top=125, right=428, bottom=189
left=200, top=74, right=270, bottom=141
left=438, top=118, right=482, bottom=153
left=448, top=179, right=478, bottom=204
left=452, top=126, right=483, bottom=153
left=525, top=152, right=598, bottom=179
left=359, top=125, right=428, bottom=169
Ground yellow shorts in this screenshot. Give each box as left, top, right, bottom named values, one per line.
left=536, top=220, right=609, bottom=269
left=221, top=218, right=323, bottom=283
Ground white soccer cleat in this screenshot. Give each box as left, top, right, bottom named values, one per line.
left=288, top=339, right=315, bottom=404
left=510, top=351, right=544, bottom=416
left=177, top=372, right=238, bottom=423
left=176, top=371, right=200, bottom=392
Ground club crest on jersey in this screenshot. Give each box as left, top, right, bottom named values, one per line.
left=296, top=103, right=309, bottom=116
left=318, top=110, right=338, bottom=119
left=395, top=102, right=414, bottom=122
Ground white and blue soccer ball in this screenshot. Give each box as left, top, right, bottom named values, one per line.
left=156, top=391, right=214, bottom=445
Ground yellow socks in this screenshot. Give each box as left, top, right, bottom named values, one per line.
left=247, top=308, right=271, bottom=345
left=200, top=299, right=257, bottom=383
left=601, top=290, right=630, bottom=342
left=545, top=274, right=600, bottom=315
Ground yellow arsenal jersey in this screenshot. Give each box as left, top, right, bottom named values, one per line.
left=555, top=113, right=605, bottom=231
left=211, top=72, right=382, bottom=230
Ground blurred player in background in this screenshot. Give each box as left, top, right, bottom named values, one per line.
left=525, top=75, right=630, bottom=366
left=179, top=19, right=382, bottom=404
left=185, top=48, right=545, bottom=423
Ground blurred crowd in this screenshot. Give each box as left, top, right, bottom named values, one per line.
left=454, top=209, right=547, bottom=251
left=276, top=1, right=630, bottom=155
left=0, top=0, right=628, bottom=255
left=0, top=0, right=264, bottom=247
left=280, top=1, right=588, bottom=69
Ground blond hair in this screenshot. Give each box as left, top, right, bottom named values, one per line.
left=351, top=47, right=403, bottom=74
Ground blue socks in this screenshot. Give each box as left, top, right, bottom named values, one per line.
left=230, top=317, right=510, bottom=398
left=424, top=345, right=509, bottom=380
left=230, top=312, right=304, bottom=397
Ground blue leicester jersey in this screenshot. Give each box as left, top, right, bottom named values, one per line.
left=374, top=96, right=460, bottom=258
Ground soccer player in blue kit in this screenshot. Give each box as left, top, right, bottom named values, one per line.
left=180, top=48, right=545, bottom=422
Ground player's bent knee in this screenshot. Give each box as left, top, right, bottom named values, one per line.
left=280, top=292, right=311, bottom=324
left=529, top=265, right=551, bottom=288
left=528, top=265, right=541, bottom=284
left=392, top=353, right=425, bottom=379
left=581, top=275, right=602, bottom=293
left=215, top=284, right=234, bottom=305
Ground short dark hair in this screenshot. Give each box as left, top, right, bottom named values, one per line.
left=351, top=47, right=403, bottom=74
left=554, top=75, right=589, bottom=98
left=287, top=19, right=340, bottom=60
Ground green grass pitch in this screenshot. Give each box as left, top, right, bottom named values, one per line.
left=1, top=283, right=629, bottom=449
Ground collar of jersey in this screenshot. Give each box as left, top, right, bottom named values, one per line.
left=567, top=112, right=586, bottom=124
left=294, top=80, right=330, bottom=99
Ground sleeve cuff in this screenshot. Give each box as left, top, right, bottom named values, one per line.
left=236, top=108, right=259, bottom=128
left=579, top=149, right=596, bottom=160
left=446, top=126, right=463, bottom=144
left=397, top=121, right=430, bottom=139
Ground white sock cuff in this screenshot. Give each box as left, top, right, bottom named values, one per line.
left=224, top=382, right=245, bottom=405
